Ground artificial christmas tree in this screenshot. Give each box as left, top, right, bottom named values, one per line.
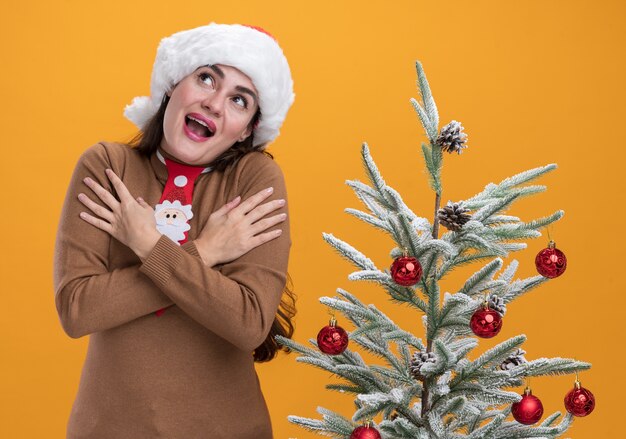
left=276, top=61, right=592, bottom=438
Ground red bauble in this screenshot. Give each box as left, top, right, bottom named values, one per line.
left=390, top=256, right=423, bottom=286
left=535, top=241, right=567, bottom=278
left=564, top=383, right=595, bottom=417
left=470, top=307, right=503, bottom=338
left=350, top=425, right=382, bottom=439
left=317, top=318, right=349, bottom=355
left=512, top=390, right=544, bottom=425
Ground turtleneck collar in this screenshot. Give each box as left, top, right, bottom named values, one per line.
left=150, top=147, right=212, bottom=184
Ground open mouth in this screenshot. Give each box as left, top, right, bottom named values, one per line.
left=185, top=115, right=215, bottom=138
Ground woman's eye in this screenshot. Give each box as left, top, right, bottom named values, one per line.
left=199, top=72, right=214, bottom=87
left=233, top=95, right=248, bottom=109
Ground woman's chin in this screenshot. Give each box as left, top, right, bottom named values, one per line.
left=162, top=134, right=234, bottom=166
left=161, top=143, right=206, bottom=166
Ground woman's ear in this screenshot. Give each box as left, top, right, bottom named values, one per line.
left=238, top=125, right=253, bottom=142
left=166, top=82, right=179, bottom=97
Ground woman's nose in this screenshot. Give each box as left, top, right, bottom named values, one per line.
left=202, top=93, right=224, bottom=117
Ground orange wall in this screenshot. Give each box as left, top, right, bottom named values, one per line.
left=1, top=0, right=623, bottom=437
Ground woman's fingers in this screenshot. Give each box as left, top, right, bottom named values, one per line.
left=249, top=228, right=283, bottom=248
left=105, top=169, right=134, bottom=204
left=79, top=210, right=114, bottom=234
left=194, top=187, right=287, bottom=267
left=233, top=187, right=275, bottom=216
left=78, top=192, right=115, bottom=223
left=229, top=196, right=242, bottom=208
left=249, top=212, right=287, bottom=236
left=243, top=197, right=286, bottom=225
left=136, top=197, right=150, bottom=208
left=83, top=176, right=120, bottom=210
left=209, top=195, right=242, bottom=219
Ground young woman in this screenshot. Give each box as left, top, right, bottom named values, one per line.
left=53, top=23, right=296, bottom=438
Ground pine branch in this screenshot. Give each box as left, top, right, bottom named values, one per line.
left=510, top=358, right=592, bottom=378
left=459, top=258, right=504, bottom=295
left=361, top=142, right=396, bottom=207
left=322, top=233, right=377, bottom=271
left=415, top=61, right=439, bottom=132
left=468, top=414, right=506, bottom=439
left=346, top=178, right=394, bottom=211
left=344, top=208, right=392, bottom=233
left=493, top=413, right=573, bottom=439
left=325, top=383, right=366, bottom=395
left=453, top=335, right=527, bottom=386
left=420, top=142, right=443, bottom=195
left=288, top=407, right=356, bottom=437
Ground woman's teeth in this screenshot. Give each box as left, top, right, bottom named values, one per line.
left=185, top=115, right=214, bottom=137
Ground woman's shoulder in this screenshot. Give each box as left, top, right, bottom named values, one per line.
left=231, top=150, right=287, bottom=194
left=236, top=150, right=284, bottom=179
left=78, top=141, right=142, bottom=166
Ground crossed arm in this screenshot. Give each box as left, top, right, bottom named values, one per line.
left=53, top=143, right=291, bottom=351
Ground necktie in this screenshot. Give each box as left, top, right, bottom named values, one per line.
left=153, top=149, right=211, bottom=316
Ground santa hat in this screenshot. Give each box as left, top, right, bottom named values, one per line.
left=124, top=23, right=295, bottom=149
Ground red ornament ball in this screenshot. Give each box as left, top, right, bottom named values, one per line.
left=512, top=391, right=544, bottom=425
left=317, top=322, right=349, bottom=355
left=564, top=384, right=595, bottom=417
left=350, top=425, right=382, bottom=439
left=390, top=256, right=423, bottom=286
left=535, top=242, right=567, bottom=278
left=470, top=307, right=503, bottom=338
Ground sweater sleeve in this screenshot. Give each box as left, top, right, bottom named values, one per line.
left=53, top=143, right=200, bottom=338
left=138, top=154, right=292, bottom=352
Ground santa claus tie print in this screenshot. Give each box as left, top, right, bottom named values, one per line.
left=154, top=199, right=193, bottom=245
left=155, top=153, right=208, bottom=246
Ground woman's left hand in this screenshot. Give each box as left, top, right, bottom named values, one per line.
left=78, top=168, right=162, bottom=261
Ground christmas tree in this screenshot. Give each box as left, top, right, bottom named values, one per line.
left=275, top=61, right=595, bottom=438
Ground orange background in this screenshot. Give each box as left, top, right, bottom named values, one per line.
left=1, top=0, right=624, bottom=437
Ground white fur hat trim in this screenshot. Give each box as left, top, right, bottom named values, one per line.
left=124, top=23, right=295, bottom=149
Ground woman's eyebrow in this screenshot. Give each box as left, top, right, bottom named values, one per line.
left=203, top=64, right=259, bottom=107
left=236, top=86, right=258, bottom=106
left=207, top=64, right=225, bottom=78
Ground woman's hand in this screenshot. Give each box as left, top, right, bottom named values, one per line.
left=195, top=187, right=287, bottom=267
left=78, top=168, right=162, bottom=261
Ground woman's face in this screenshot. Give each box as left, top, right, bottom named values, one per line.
left=161, top=64, right=259, bottom=166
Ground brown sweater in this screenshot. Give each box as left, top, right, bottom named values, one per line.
left=53, top=141, right=291, bottom=438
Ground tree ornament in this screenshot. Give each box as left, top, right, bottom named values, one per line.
left=436, top=120, right=468, bottom=154
left=350, top=420, right=381, bottom=439
left=512, top=387, right=544, bottom=425
left=390, top=248, right=422, bottom=286
left=564, top=377, right=595, bottom=417
left=409, top=350, right=436, bottom=380
left=437, top=201, right=472, bottom=231
left=535, top=240, right=567, bottom=278
left=470, top=298, right=503, bottom=338
left=316, top=317, right=349, bottom=355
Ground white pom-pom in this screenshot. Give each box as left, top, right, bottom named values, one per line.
left=123, top=96, right=156, bottom=130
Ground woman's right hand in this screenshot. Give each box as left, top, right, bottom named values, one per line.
left=194, top=187, right=287, bottom=267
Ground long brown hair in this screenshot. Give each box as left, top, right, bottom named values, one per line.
left=126, top=94, right=297, bottom=362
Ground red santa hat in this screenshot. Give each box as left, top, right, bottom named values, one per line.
left=124, top=23, right=295, bottom=149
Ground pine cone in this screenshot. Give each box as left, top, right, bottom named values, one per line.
left=437, top=202, right=471, bottom=231
left=436, top=120, right=468, bottom=154
left=488, top=294, right=506, bottom=316
left=390, top=411, right=399, bottom=421
left=499, top=348, right=527, bottom=370
left=410, top=350, right=436, bottom=380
